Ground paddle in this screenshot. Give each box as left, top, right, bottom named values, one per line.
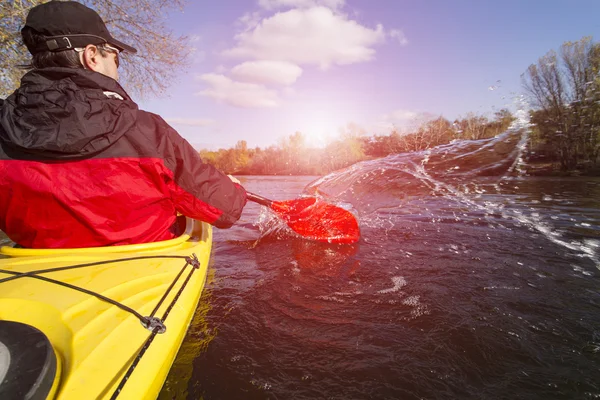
left=246, top=192, right=360, bottom=244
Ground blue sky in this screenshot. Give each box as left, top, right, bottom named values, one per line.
left=137, top=0, right=600, bottom=150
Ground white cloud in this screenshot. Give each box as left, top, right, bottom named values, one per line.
left=231, top=61, right=303, bottom=85
left=387, top=109, right=418, bottom=121
left=214, top=65, right=228, bottom=74
left=371, top=109, right=419, bottom=133
left=196, top=73, right=280, bottom=108
left=190, top=49, right=206, bottom=64
left=258, top=0, right=345, bottom=10
left=281, top=86, right=297, bottom=97
left=165, top=118, right=216, bottom=127
left=237, top=11, right=262, bottom=31
left=223, top=7, right=385, bottom=69
left=389, top=29, right=408, bottom=46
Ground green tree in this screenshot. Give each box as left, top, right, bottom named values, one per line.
left=233, top=140, right=250, bottom=172
left=324, top=135, right=365, bottom=171
left=0, top=0, right=191, bottom=98
left=275, top=132, right=310, bottom=174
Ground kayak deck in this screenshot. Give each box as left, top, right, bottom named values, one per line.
left=0, top=219, right=212, bottom=399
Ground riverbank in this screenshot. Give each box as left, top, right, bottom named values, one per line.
left=520, top=162, right=600, bottom=177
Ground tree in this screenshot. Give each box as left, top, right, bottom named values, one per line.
left=361, top=129, right=404, bottom=158
left=0, top=0, right=191, bottom=98
left=324, top=136, right=364, bottom=171
left=522, top=37, right=600, bottom=170
left=454, top=113, right=489, bottom=140
left=415, top=116, right=454, bottom=149
left=233, top=140, right=250, bottom=172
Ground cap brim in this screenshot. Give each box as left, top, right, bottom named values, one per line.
left=109, top=36, right=137, bottom=54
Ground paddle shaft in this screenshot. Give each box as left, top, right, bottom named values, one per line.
left=246, top=191, right=274, bottom=207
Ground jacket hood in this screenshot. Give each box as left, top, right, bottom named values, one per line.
left=0, top=67, right=138, bottom=159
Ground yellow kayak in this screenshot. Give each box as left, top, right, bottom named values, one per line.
left=0, top=218, right=212, bottom=399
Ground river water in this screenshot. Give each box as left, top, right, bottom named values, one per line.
left=158, top=131, right=600, bottom=399
left=1, top=127, right=599, bottom=399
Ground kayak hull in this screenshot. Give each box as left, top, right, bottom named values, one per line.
left=0, top=218, right=212, bottom=399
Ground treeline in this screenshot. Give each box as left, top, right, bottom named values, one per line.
left=523, top=36, right=600, bottom=173
left=199, top=111, right=515, bottom=175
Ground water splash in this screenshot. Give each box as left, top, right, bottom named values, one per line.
left=303, top=97, right=599, bottom=269
left=254, top=206, right=293, bottom=244
left=306, top=107, right=530, bottom=212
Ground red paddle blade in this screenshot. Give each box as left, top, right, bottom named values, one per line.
left=270, top=198, right=360, bottom=244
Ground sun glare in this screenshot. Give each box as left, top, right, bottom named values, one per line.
left=303, top=125, right=335, bottom=148
left=300, top=111, right=347, bottom=148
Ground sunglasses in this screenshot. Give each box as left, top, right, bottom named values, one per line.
left=98, top=44, right=120, bottom=68
left=74, top=43, right=120, bottom=68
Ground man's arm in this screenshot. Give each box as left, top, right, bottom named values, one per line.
left=152, top=115, right=247, bottom=228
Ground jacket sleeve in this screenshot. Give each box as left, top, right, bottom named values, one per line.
left=152, top=114, right=247, bottom=228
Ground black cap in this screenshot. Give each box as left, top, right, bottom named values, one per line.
left=22, top=1, right=137, bottom=54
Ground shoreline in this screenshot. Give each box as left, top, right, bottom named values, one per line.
left=232, top=163, right=600, bottom=178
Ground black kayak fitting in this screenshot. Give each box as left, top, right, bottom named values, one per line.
left=0, top=320, right=58, bottom=400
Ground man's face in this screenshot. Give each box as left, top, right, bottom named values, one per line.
left=96, top=47, right=119, bottom=81
left=79, top=44, right=119, bottom=81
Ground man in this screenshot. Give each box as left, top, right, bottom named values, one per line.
left=0, top=1, right=247, bottom=248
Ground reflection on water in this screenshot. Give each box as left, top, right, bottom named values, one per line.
left=158, top=270, right=217, bottom=400
left=162, top=123, right=598, bottom=399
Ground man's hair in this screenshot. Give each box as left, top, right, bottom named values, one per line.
left=20, top=27, right=109, bottom=70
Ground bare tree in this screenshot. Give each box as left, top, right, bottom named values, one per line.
left=454, top=113, right=490, bottom=140
left=522, top=37, right=600, bottom=170
left=561, top=38, right=600, bottom=166
left=0, top=0, right=192, bottom=99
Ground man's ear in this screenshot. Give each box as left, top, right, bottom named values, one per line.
left=81, top=45, right=100, bottom=72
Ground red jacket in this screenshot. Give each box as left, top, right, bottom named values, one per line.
left=0, top=68, right=246, bottom=248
